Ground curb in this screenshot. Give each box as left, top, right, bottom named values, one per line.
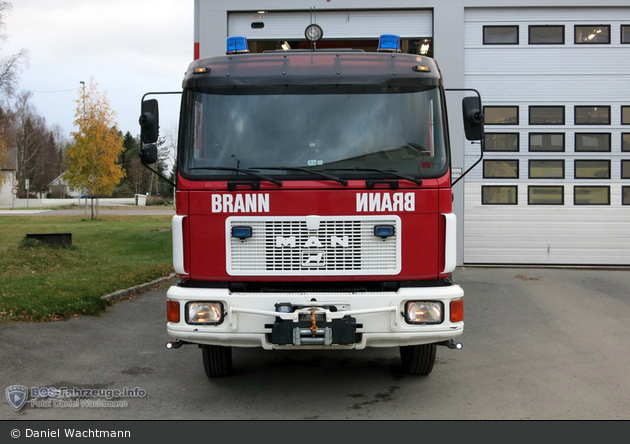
left=100, top=273, right=177, bottom=303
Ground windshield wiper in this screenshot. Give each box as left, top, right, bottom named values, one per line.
left=251, top=166, right=348, bottom=186
left=322, top=167, right=423, bottom=186
left=188, top=166, right=283, bottom=187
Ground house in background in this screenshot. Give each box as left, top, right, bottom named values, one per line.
left=47, top=172, right=81, bottom=198
left=0, top=147, right=17, bottom=206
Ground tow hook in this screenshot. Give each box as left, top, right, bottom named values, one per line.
left=438, top=339, right=463, bottom=350
left=166, top=339, right=187, bottom=349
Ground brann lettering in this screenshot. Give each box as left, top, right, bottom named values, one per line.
left=212, top=193, right=270, bottom=213
left=356, top=192, right=415, bottom=212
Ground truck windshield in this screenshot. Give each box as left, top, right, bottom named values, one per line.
left=179, top=85, right=448, bottom=180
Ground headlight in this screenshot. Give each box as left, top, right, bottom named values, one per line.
left=404, top=301, right=443, bottom=324
left=186, top=302, right=223, bottom=325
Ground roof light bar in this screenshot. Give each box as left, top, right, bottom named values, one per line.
left=378, top=34, right=401, bottom=53
left=226, top=36, right=249, bottom=54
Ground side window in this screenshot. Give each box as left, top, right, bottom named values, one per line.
left=575, top=25, right=610, bottom=44
left=484, top=106, right=519, bottom=125
left=483, top=26, right=519, bottom=45
left=529, top=133, right=565, bottom=152
left=484, top=133, right=519, bottom=152
left=529, top=106, right=565, bottom=125
left=482, top=186, right=518, bottom=205
left=528, top=186, right=564, bottom=205
left=622, top=106, right=630, bottom=125
left=574, top=133, right=611, bottom=152
left=623, top=133, right=630, bottom=152
left=574, top=106, right=610, bottom=125
left=574, top=160, right=611, bottom=179
left=529, top=160, right=564, bottom=179
left=529, top=25, right=564, bottom=44
left=622, top=25, right=630, bottom=44
left=483, top=160, right=519, bottom=179
left=574, top=186, right=610, bottom=205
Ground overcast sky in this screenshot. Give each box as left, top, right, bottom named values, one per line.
left=4, top=0, right=193, bottom=141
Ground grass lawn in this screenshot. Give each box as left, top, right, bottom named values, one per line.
left=0, top=215, right=173, bottom=323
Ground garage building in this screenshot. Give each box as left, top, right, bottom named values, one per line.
left=194, top=0, right=630, bottom=266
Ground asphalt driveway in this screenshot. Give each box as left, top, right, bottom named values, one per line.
left=1, top=266, right=629, bottom=420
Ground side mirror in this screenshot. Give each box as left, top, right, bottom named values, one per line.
left=462, top=96, right=484, bottom=141
left=140, top=144, right=158, bottom=165
left=139, top=99, right=159, bottom=144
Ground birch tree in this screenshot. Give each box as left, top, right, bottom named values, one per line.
left=64, top=78, right=124, bottom=218
left=13, top=92, right=61, bottom=195
left=0, top=2, right=29, bottom=169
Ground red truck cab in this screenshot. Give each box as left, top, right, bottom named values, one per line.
left=140, top=31, right=483, bottom=377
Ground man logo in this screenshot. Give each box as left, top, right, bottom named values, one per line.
left=6, top=385, right=28, bottom=411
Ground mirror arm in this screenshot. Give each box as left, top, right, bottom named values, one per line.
left=140, top=154, right=177, bottom=188
left=450, top=138, right=484, bottom=188
left=138, top=91, right=182, bottom=189
left=141, top=91, right=182, bottom=104
left=445, top=88, right=485, bottom=187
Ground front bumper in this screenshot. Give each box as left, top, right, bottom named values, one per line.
left=166, top=284, right=464, bottom=350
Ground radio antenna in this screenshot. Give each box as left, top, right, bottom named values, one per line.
left=310, top=7, right=316, bottom=51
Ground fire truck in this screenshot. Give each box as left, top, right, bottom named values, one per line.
left=139, top=26, right=484, bottom=377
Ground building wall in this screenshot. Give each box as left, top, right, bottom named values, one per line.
left=463, top=6, right=630, bottom=265
left=194, top=0, right=630, bottom=265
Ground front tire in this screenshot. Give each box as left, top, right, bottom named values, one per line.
left=202, top=345, right=233, bottom=377
left=400, top=343, right=436, bottom=376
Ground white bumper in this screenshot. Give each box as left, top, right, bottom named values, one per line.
left=166, top=284, right=464, bottom=350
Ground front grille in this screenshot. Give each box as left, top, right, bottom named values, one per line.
left=227, top=216, right=400, bottom=276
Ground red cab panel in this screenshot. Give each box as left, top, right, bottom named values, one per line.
left=185, top=188, right=440, bottom=282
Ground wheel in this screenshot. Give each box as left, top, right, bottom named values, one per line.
left=201, top=345, right=233, bottom=377
left=400, top=343, right=437, bottom=376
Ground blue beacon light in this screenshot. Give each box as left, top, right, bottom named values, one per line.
left=226, top=36, right=249, bottom=54
left=231, top=226, right=253, bottom=239
left=374, top=225, right=396, bottom=239
left=377, top=34, right=401, bottom=52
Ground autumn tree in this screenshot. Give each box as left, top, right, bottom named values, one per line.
left=0, top=105, right=13, bottom=170
left=64, top=78, right=124, bottom=218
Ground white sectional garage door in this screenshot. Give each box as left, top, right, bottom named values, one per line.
left=463, top=7, right=630, bottom=265
left=228, top=9, right=432, bottom=40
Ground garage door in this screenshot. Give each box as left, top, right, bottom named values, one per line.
left=228, top=9, right=432, bottom=40
left=463, top=7, right=630, bottom=265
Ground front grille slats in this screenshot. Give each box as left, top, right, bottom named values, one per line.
left=227, top=217, right=400, bottom=275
